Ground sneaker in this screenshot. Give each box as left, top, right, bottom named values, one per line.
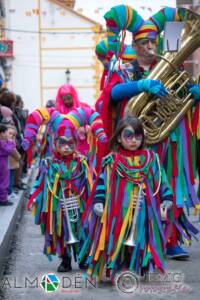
left=8, top=193, right=17, bottom=201
left=166, top=245, right=189, bottom=260
left=0, top=201, right=13, bottom=206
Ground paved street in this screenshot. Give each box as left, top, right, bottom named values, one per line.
left=0, top=200, right=199, bottom=300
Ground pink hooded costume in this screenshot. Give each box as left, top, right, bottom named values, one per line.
left=55, top=84, right=90, bottom=155
left=55, top=84, right=89, bottom=113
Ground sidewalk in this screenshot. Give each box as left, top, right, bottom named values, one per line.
left=0, top=167, right=36, bottom=278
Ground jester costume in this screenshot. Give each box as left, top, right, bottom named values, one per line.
left=95, top=5, right=200, bottom=252
left=27, top=121, right=93, bottom=262
left=80, top=148, right=173, bottom=280
left=22, top=106, right=107, bottom=170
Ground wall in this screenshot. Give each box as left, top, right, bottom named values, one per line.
left=4, top=0, right=40, bottom=112
left=3, top=0, right=102, bottom=112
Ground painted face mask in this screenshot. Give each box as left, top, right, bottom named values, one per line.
left=57, top=136, right=76, bottom=151
left=122, top=128, right=143, bottom=142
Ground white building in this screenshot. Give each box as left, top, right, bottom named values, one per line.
left=1, top=0, right=102, bottom=111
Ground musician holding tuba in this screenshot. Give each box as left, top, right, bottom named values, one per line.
left=27, top=118, right=92, bottom=272
left=96, top=5, right=200, bottom=261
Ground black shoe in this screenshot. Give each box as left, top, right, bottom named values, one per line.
left=79, top=262, right=88, bottom=270
left=57, top=256, right=72, bottom=272
left=0, top=201, right=13, bottom=206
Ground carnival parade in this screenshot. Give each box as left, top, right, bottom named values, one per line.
left=0, top=1, right=200, bottom=299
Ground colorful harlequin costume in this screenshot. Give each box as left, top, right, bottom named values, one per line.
left=80, top=148, right=173, bottom=280
left=27, top=117, right=93, bottom=262
left=22, top=106, right=107, bottom=170
left=95, top=5, right=199, bottom=253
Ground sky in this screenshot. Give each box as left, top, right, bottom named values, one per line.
left=75, top=0, right=177, bottom=25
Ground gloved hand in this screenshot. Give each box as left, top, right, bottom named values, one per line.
left=93, top=203, right=104, bottom=217
left=21, top=138, right=30, bottom=151
left=160, top=200, right=173, bottom=221
left=137, top=79, right=168, bottom=98
left=188, top=84, right=200, bottom=101
left=160, top=200, right=173, bottom=210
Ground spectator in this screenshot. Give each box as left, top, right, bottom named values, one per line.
left=0, top=124, right=17, bottom=206
left=46, top=99, right=55, bottom=108
left=7, top=125, right=21, bottom=200
left=0, top=105, right=14, bottom=125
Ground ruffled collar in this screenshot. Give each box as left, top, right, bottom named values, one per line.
left=53, top=151, right=75, bottom=163
left=118, top=147, right=148, bottom=159
left=111, top=148, right=153, bottom=182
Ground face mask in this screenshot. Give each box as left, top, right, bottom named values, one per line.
left=57, top=137, right=76, bottom=150
left=122, top=128, right=142, bottom=142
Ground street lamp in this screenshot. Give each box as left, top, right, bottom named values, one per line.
left=65, top=69, right=71, bottom=83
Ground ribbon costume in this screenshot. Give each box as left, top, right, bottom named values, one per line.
left=80, top=148, right=173, bottom=280
left=95, top=5, right=200, bottom=256
left=27, top=114, right=94, bottom=263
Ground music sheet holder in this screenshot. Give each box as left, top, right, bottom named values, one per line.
left=163, top=22, right=184, bottom=52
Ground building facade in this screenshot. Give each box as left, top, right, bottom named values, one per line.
left=177, top=0, right=200, bottom=77
left=1, top=0, right=102, bottom=111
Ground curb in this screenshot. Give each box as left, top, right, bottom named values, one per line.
left=0, top=167, right=36, bottom=279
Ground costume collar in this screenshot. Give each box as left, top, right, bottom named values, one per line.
left=118, top=147, right=146, bottom=157
left=53, top=151, right=75, bottom=163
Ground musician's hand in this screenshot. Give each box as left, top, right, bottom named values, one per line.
left=188, top=84, right=200, bottom=101
left=138, top=79, right=168, bottom=98
left=93, top=203, right=104, bottom=217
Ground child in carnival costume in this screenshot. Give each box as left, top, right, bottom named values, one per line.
left=95, top=5, right=200, bottom=259
left=80, top=116, right=173, bottom=281
left=27, top=116, right=92, bottom=272
left=22, top=106, right=107, bottom=172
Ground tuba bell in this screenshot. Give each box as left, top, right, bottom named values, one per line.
left=125, top=9, right=200, bottom=144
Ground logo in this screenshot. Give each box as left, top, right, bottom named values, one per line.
left=40, top=274, right=60, bottom=293
left=115, top=271, right=139, bottom=294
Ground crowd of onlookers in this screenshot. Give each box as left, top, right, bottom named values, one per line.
left=0, top=87, right=29, bottom=206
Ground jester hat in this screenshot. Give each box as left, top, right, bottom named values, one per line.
left=134, top=7, right=188, bottom=41
left=22, top=106, right=107, bottom=151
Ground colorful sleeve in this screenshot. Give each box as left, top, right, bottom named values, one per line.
left=80, top=157, right=93, bottom=199
left=93, top=171, right=106, bottom=204
left=27, top=159, right=46, bottom=210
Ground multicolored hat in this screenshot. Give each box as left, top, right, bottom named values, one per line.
left=51, top=113, right=78, bottom=140
left=95, top=38, right=136, bottom=68
left=134, top=7, right=184, bottom=41
left=98, top=5, right=144, bottom=63
left=22, top=107, right=107, bottom=151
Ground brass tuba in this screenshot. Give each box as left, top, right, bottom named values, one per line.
left=125, top=9, right=200, bottom=144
